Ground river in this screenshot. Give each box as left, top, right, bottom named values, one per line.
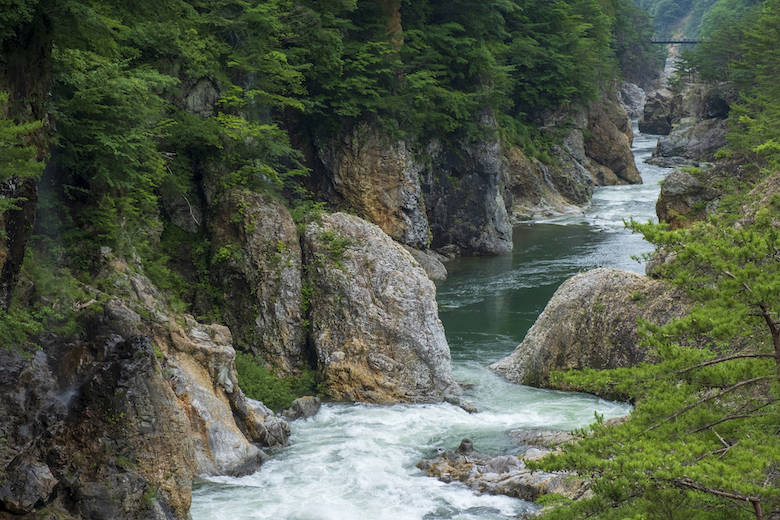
left=190, top=124, right=669, bottom=519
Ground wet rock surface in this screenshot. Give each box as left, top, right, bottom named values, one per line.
left=417, top=438, right=589, bottom=503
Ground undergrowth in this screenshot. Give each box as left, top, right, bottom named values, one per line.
left=234, top=351, right=317, bottom=412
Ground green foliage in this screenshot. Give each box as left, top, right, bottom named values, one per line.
left=0, top=91, right=45, bottom=212
left=538, top=195, right=780, bottom=518
left=234, top=351, right=317, bottom=412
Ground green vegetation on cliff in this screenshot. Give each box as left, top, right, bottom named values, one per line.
left=0, top=0, right=660, bottom=342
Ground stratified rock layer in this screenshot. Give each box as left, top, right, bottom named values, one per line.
left=303, top=212, right=460, bottom=403
left=489, top=268, right=693, bottom=390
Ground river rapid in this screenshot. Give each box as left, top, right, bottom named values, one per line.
left=190, top=124, right=670, bottom=519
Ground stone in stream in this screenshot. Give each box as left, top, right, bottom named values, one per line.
left=417, top=439, right=590, bottom=503
left=283, top=396, right=322, bottom=420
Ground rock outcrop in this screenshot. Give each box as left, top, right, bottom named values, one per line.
left=317, top=121, right=430, bottom=248
left=1, top=265, right=290, bottom=518
left=638, top=88, right=673, bottom=135
left=211, top=190, right=306, bottom=377
left=418, top=439, right=590, bottom=502
left=620, top=82, right=646, bottom=119
left=423, top=113, right=513, bottom=255
left=652, top=117, right=727, bottom=164
left=583, top=97, right=642, bottom=185
left=303, top=212, right=460, bottom=403
left=656, top=169, right=719, bottom=230
left=489, top=268, right=694, bottom=391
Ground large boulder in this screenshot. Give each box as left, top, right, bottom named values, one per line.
left=489, top=268, right=694, bottom=391
left=303, top=212, right=460, bottom=403
left=638, top=88, right=673, bottom=135
left=584, top=96, right=642, bottom=185
left=656, top=169, right=719, bottom=230
left=653, top=118, right=728, bottom=163
left=317, top=120, right=430, bottom=248
left=211, top=190, right=306, bottom=377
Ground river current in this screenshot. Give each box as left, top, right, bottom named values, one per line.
left=191, top=124, right=670, bottom=519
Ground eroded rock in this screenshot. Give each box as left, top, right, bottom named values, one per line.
left=489, top=268, right=694, bottom=394
left=303, top=212, right=460, bottom=403
left=418, top=440, right=589, bottom=503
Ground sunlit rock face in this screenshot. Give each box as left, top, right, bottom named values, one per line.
left=317, top=121, right=430, bottom=249
left=302, top=212, right=460, bottom=403
left=489, top=268, right=694, bottom=396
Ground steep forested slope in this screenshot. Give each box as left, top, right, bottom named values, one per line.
left=0, top=0, right=658, bottom=345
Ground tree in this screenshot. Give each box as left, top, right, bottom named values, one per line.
left=535, top=202, right=780, bottom=519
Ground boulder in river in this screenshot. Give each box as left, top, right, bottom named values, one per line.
left=303, top=212, right=460, bottom=403
left=489, top=268, right=694, bottom=394
left=656, top=169, right=719, bottom=230
left=638, top=88, right=673, bottom=135
left=418, top=439, right=590, bottom=502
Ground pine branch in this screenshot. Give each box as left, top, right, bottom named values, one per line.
left=672, top=478, right=763, bottom=520
left=646, top=376, right=773, bottom=432
left=673, top=353, right=775, bottom=376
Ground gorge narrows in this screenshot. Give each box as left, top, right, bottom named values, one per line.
left=190, top=124, right=669, bottom=520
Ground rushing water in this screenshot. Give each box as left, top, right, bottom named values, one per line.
left=191, top=124, right=670, bottom=520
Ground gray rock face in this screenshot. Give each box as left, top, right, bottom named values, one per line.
left=424, top=115, right=513, bottom=255
left=656, top=169, right=719, bottom=230
left=211, top=190, right=306, bottom=377
left=620, top=82, right=646, bottom=119
left=639, top=88, right=673, bottom=135
left=489, top=268, right=694, bottom=393
left=654, top=118, right=727, bottom=162
left=303, top=212, right=460, bottom=403
left=509, top=429, right=575, bottom=448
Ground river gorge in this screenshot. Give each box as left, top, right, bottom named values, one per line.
left=190, top=126, right=670, bottom=519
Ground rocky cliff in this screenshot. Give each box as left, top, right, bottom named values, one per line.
left=0, top=265, right=290, bottom=518
left=489, top=268, right=694, bottom=393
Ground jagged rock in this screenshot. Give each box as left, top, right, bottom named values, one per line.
left=584, top=96, right=642, bottom=185
left=489, top=268, right=694, bottom=394
left=283, top=396, right=322, bottom=420
left=639, top=88, right=673, bottom=135
left=167, top=318, right=288, bottom=476
left=654, top=118, right=727, bottom=162
left=211, top=190, right=306, bottom=377
left=302, top=212, right=460, bottom=403
left=620, top=82, right=646, bottom=119
left=0, top=453, right=58, bottom=514
left=502, top=146, right=588, bottom=223
left=423, top=111, right=513, bottom=254
left=317, top=120, right=430, bottom=248
left=656, top=170, right=719, bottom=230
left=404, top=246, right=448, bottom=281
left=418, top=441, right=590, bottom=502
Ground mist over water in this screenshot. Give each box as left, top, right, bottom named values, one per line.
left=190, top=123, right=668, bottom=520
